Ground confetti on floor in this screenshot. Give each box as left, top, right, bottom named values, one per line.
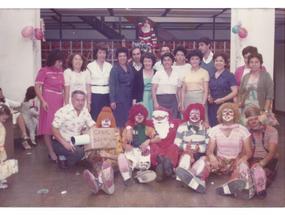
left=37, top=188, right=49, bottom=194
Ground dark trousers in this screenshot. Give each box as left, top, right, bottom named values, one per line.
left=52, top=139, right=84, bottom=167
left=90, top=93, right=110, bottom=121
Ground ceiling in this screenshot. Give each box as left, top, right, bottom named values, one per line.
left=41, top=8, right=285, bottom=38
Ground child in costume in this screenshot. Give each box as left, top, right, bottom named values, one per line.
left=150, top=107, right=180, bottom=182
left=176, top=103, right=254, bottom=199
left=82, top=106, right=122, bottom=195
left=244, top=105, right=279, bottom=199
left=0, top=104, right=18, bottom=189
left=174, top=103, right=209, bottom=182
left=118, top=104, right=159, bottom=185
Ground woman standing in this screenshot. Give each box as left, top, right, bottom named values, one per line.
left=208, top=53, right=237, bottom=127
left=238, top=53, right=273, bottom=117
left=181, top=49, right=209, bottom=110
left=133, top=52, right=156, bottom=117
left=88, top=45, right=112, bottom=121
left=64, top=53, right=91, bottom=110
left=152, top=53, right=181, bottom=119
left=35, top=49, right=65, bottom=162
left=109, top=47, right=135, bottom=128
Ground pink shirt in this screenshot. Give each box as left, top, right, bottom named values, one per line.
left=35, top=66, right=64, bottom=93
left=209, top=124, right=251, bottom=159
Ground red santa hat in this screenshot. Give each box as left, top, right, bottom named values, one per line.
left=96, top=106, right=117, bottom=128
left=183, top=103, right=205, bottom=122
left=128, top=104, right=148, bottom=126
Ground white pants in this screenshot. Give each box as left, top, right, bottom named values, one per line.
left=125, top=147, right=151, bottom=170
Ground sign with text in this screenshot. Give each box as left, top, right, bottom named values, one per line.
left=84, top=127, right=117, bottom=151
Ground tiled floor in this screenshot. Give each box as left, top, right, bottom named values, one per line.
left=1, top=116, right=285, bottom=207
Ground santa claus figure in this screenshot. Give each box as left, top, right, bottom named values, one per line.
left=150, top=108, right=180, bottom=182
left=174, top=103, right=210, bottom=183
left=82, top=106, right=122, bottom=195
left=138, top=19, right=158, bottom=51
left=118, top=104, right=160, bottom=185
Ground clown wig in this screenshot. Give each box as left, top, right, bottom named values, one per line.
left=96, top=106, right=117, bottom=128
left=183, top=103, right=205, bottom=122
left=128, top=104, right=148, bottom=126
left=217, top=102, right=240, bottom=124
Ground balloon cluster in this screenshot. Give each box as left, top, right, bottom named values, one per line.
left=231, top=24, right=248, bottom=39
left=21, top=26, right=44, bottom=40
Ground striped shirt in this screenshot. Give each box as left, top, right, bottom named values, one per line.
left=174, top=122, right=209, bottom=153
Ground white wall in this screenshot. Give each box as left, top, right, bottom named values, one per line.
left=230, top=9, right=275, bottom=77
left=0, top=9, right=41, bottom=101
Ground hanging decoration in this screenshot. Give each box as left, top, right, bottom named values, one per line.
left=137, top=18, right=158, bottom=52
left=21, top=19, right=45, bottom=41
left=231, top=22, right=248, bottom=39
left=21, top=26, right=34, bottom=39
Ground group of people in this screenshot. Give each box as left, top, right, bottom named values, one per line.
left=0, top=37, right=279, bottom=200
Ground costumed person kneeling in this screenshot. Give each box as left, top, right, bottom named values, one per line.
left=244, top=105, right=279, bottom=199
left=0, top=104, right=18, bottom=189
left=175, top=103, right=254, bottom=199
left=150, top=108, right=180, bottom=182
left=118, top=104, right=160, bottom=185
left=175, top=103, right=210, bottom=186
left=52, top=90, right=96, bottom=169
left=83, top=106, right=122, bottom=195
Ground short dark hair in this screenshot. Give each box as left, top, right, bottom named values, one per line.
left=71, top=90, right=86, bottom=98
left=0, top=104, right=11, bottom=116
left=242, top=46, right=258, bottom=56
left=213, top=52, right=229, bottom=69
left=93, top=44, right=108, bottom=59
left=130, top=47, right=141, bottom=57
left=248, top=53, right=263, bottom=65
left=141, top=52, right=156, bottom=67
left=67, top=53, right=88, bottom=71
left=24, top=86, right=36, bottom=102
left=197, top=37, right=212, bottom=46
left=46, top=49, right=64, bottom=67
left=116, top=47, right=129, bottom=58
left=187, top=49, right=203, bottom=62
left=161, top=52, right=174, bottom=63
left=173, top=46, right=187, bottom=56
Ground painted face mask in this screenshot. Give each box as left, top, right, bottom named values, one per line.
left=222, top=108, right=234, bottom=123
left=101, top=119, right=112, bottom=128
left=189, top=109, right=201, bottom=123
left=135, top=113, right=145, bottom=124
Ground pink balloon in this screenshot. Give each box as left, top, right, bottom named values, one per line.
left=21, top=26, right=34, bottom=38
left=34, top=28, right=44, bottom=40
left=238, top=27, right=248, bottom=39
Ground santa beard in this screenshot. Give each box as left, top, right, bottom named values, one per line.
left=153, top=118, right=170, bottom=139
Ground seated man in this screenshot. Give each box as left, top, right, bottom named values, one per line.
left=244, top=105, right=279, bottom=199
left=83, top=106, right=122, bottom=195
left=52, top=90, right=96, bottom=168
left=118, top=104, right=159, bottom=185
left=175, top=103, right=209, bottom=183
left=150, top=107, right=180, bottom=182
left=176, top=103, right=253, bottom=199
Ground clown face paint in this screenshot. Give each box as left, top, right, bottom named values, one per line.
left=101, top=119, right=112, bottom=128
left=189, top=109, right=201, bottom=124
left=222, top=108, right=234, bottom=123
left=135, top=113, right=145, bottom=124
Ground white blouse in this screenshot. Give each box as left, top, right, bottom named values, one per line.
left=87, top=61, right=112, bottom=94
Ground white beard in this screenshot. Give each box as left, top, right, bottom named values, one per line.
left=153, top=119, right=170, bottom=139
